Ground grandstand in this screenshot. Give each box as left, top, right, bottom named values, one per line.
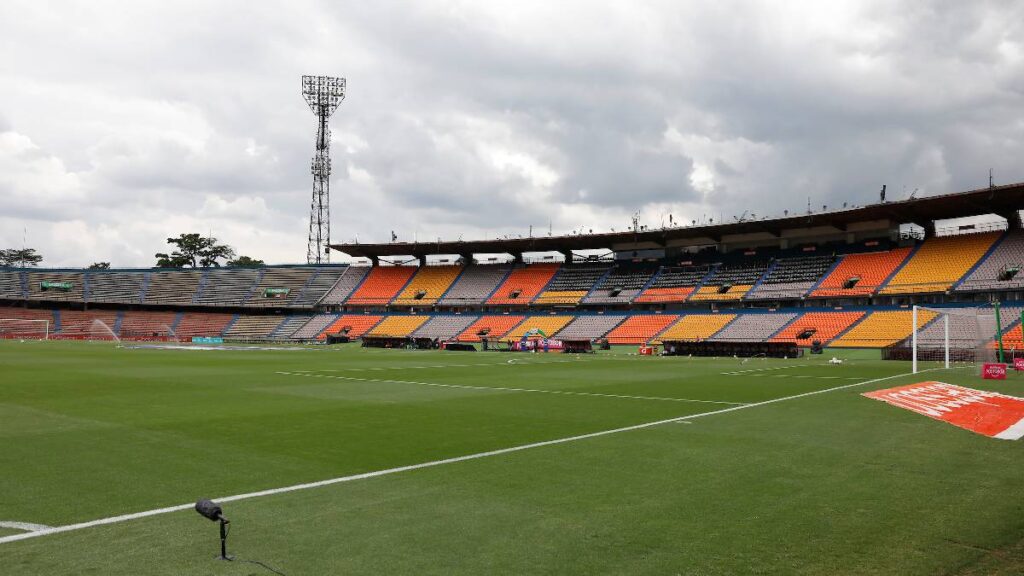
left=655, top=314, right=736, bottom=342
left=770, top=311, right=865, bottom=346
left=347, top=266, right=418, bottom=305
left=486, top=263, right=559, bottom=305
left=830, top=310, right=936, bottom=348
left=456, top=315, right=525, bottom=342
left=392, top=265, right=462, bottom=306
left=0, top=182, right=1022, bottom=352
left=438, top=264, right=512, bottom=306
left=880, top=232, right=1000, bottom=294
left=604, top=314, right=679, bottom=345
left=811, top=247, right=911, bottom=297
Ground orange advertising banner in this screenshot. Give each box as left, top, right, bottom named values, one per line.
left=864, top=382, right=1024, bottom=440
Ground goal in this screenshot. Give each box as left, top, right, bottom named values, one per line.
left=0, top=318, right=50, bottom=340
left=909, top=305, right=999, bottom=373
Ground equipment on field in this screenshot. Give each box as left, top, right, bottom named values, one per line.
left=0, top=318, right=49, bottom=340
left=195, top=499, right=232, bottom=561
left=889, top=305, right=1001, bottom=373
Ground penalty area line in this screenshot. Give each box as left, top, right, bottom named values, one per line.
left=273, top=371, right=746, bottom=405
left=0, top=366, right=951, bottom=546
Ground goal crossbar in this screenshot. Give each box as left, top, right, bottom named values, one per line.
left=0, top=318, right=50, bottom=340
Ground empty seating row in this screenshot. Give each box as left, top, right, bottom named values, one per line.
left=770, top=312, right=864, bottom=345
left=246, top=268, right=317, bottom=308
left=320, top=267, right=371, bottom=305
left=554, top=315, right=626, bottom=340
left=634, top=266, right=711, bottom=303
left=585, top=266, right=657, bottom=304
left=318, top=314, right=383, bottom=340
left=291, top=267, right=349, bottom=307
left=957, top=231, right=1024, bottom=292
left=830, top=310, right=936, bottom=348
left=710, top=313, right=797, bottom=341
left=439, top=265, right=511, bottom=305
left=747, top=256, right=834, bottom=300
left=367, top=315, right=429, bottom=337
left=411, top=315, right=480, bottom=340
left=881, top=232, right=1000, bottom=294
left=456, top=315, right=525, bottom=342
left=535, top=265, right=611, bottom=305
left=811, top=248, right=912, bottom=297
left=393, top=266, right=463, bottom=305
left=689, top=262, right=768, bottom=302
left=347, top=266, right=418, bottom=305
left=655, top=314, right=735, bottom=342
left=604, top=314, right=679, bottom=344
left=487, top=264, right=560, bottom=305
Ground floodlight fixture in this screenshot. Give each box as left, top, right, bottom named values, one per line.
left=302, top=75, right=346, bottom=264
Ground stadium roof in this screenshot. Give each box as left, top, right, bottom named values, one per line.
left=331, top=182, right=1024, bottom=260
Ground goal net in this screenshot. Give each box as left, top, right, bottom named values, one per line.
left=0, top=319, right=50, bottom=340
left=909, top=305, right=999, bottom=373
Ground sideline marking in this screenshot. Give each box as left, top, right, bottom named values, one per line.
left=0, top=522, right=52, bottom=533
left=0, top=367, right=951, bottom=546
left=274, top=371, right=746, bottom=405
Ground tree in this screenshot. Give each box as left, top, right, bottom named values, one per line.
left=227, top=255, right=264, bottom=268
left=0, top=248, right=43, bottom=267
left=154, top=233, right=236, bottom=268
left=88, top=262, right=110, bottom=269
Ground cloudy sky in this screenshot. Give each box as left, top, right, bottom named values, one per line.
left=1, top=1, right=1022, bottom=267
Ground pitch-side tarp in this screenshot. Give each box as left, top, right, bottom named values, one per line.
left=864, top=381, right=1024, bottom=440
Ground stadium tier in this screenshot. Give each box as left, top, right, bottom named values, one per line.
left=604, top=314, right=679, bottom=345
left=553, top=314, right=627, bottom=340
left=193, top=268, right=261, bottom=306
left=746, top=255, right=835, bottom=300
left=290, top=313, right=340, bottom=339
left=456, top=315, right=526, bottom=342
left=225, top=315, right=287, bottom=338
left=438, top=264, right=512, bottom=306
left=347, top=266, right=418, bottom=305
left=392, top=265, right=463, bottom=305
left=246, top=267, right=317, bottom=308
left=770, top=311, right=865, bottom=346
left=320, top=266, right=370, bottom=305
left=830, top=310, right=937, bottom=348
left=87, top=271, right=146, bottom=304
left=655, top=314, right=736, bottom=342
left=27, top=271, right=86, bottom=302
left=487, top=263, right=560, bottom=305
left=367, top=315, right=429, bottom=337
left=174, top=312, right=236, bottom=339
left=584, top=265, right=657, bottom=304
left=410, top=314, right=480, bottom=340
left=56, top=309, right=121, bottom=338
left=709, top=312, right=797, bottom=341
left=810, top=247, right=912, bottom=297
left=318, top=314, right=384, bottom=340
left=688, top=261, right=768, bottom=302
left=955, top=230, right=1024, bottom=292
left=144, top=270, right=204, bottom=305
left=506, top=315, right=574, bottom=340
left=118, top=311, right=179, bottom=339
left=880, top=232, right=1001, bottom=294
left=634, top=267, right=709, bottom=303
left=534, top=265, right=611, bottom=305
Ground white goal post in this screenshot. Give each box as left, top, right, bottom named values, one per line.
left=0, top=319, right=50, bottom=340
left=911, top=305, right=999, bottom=374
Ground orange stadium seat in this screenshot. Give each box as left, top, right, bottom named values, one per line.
left=367, top=315, right=429, bottom=337
left=688, top=284, right=753, bottom=301
left=604, top=314, right=679, bottom=345
left=487, top=264, right=560, bottom=305
left=655, top=314, right=735, bottom=342
left=770, top=311, right=865, bottom=346
left=633, top=287, right=695, bottom=303
left=811, top=248, right=912, bottom=297
left=831, top=310, right=936, bottom=348
left=880, top=233, right=1001, bottom=294
left=347, top=266, right=418, bottom=305
left=392, top=266, right=463, bottom=305
left=504, top=315, right=574, bottom=340
left=318, top=315, right=384, bottom=340
left=456, top=315, right=526, bottom=342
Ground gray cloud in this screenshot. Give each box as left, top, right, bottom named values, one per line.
left=1, top=0, right=1022, bottom=266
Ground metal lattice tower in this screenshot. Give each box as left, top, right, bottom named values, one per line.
left=301, top=75, right=346, bottom=264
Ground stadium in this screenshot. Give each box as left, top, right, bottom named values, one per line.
left=3, top=4, right=1024, bottom=576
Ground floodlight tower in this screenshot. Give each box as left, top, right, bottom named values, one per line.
left=301, top=75, right=346, bottom=264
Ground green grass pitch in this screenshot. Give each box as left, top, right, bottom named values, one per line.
left=1, top=340, right=1022, bottom=575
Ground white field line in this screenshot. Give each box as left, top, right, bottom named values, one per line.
left=274, top=371, right=746, bottom=405
left=721, top=364, right=809, bottom=375
left=0, top=521, right=52, bottom=532
left=307, top=359, right=589, bottom=373
left=0, top=367, right=951, bottom=546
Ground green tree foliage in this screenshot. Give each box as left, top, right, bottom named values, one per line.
left=88, top=262, right=111, bottom=269
left=227, top=255, right=265, bottom=268
left=0, top=248, right=43, bottom=267
left=155, top=233, right=236, bottom=268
